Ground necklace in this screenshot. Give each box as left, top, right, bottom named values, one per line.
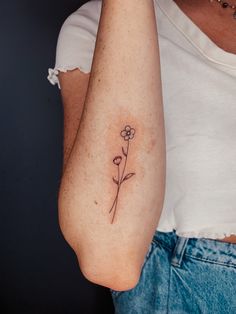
left=209, top=0, right=236, bottom=19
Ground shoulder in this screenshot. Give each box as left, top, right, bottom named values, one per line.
left=56, top=0, right=102, bottom=64
left=48, top=1, right=102, bottom=88
left=61, top=0, right=102, bottom=34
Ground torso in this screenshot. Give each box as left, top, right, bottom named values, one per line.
left=217, top=235, right=236, bottom=243
left=173, top=0, right=236, bottom=243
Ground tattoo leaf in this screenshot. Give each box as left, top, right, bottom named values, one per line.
left=122, top=146, right=127, bottom=157
left=113, top=177, right=119, bottom=185
left=122, top=173, right=135, bottom=182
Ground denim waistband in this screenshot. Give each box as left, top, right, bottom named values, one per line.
left=153, top=229, right=236, bottom=268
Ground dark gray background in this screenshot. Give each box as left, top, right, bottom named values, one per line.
left=0, top=0, right=114, bottom=313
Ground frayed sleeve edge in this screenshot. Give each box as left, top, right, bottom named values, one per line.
left=47, top=65, right=90, bottom=90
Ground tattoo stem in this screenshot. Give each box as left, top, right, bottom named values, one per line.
left=108, top=125, right=136, bottom=224
left=111, top=185, right=120, bottom=223
left=120, top=140, right=129, bottom=183
left=109, top=140, right=130, bottom=223
left=109, top=165, right=120, bottom=213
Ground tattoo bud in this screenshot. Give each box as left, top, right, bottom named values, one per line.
left=113, top=156, right=122, bottom=166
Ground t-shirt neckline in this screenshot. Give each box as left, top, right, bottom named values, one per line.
left=156, top=0, right=236, bottom=69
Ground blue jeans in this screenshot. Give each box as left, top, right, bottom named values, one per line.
left=110, top=230, right=236, bottom=313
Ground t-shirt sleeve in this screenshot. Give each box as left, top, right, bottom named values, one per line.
left=47, top=0, right=101, bottom=89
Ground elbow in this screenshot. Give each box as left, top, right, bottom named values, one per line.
left=77, top=254, right=141, bottom=292
left=57, top=183, right=141, bottom=291
left=58, top=209, right=141, bottom=291
left=59, top=229, right=141, bottom=291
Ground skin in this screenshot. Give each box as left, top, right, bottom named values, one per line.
left=174, top=0, right=236, bottom=54
left=58, top=0, right=236, bottom=287
left=58, top=0, right=165, bottom=291
left=173, top=0, right=236, bottom=243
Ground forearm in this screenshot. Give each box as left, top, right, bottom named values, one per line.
left=58, top=0, right=165, bottom=290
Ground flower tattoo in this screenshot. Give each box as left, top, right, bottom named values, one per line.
left=120, top=125, right=135, bottom=141
left=109, top=125, right=136, bottom=224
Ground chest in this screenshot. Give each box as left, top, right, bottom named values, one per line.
left=173, top=0, right=236, bottom=55
left=158, top=39, right=236, bottom=143
left=194, top=16, right=236, bottom=55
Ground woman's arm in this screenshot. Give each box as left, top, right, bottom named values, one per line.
left=58, top=0, right=165, bottom=291
left=58, top=69, right=90, bottom=174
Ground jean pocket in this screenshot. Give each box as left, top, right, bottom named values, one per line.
left=109, top=239, right=156, bottom=298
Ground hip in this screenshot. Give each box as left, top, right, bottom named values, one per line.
left=110, top=230, right=236, bottom=313
left=215, top=234, right=236, bottom=243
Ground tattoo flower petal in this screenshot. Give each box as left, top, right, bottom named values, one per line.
left=121, top=130, right=127, bottom=137
left=113, top=156, right=122, bottom=166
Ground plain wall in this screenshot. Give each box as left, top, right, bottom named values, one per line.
left=0, top=0, right=114, bottom=313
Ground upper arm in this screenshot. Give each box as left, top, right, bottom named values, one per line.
left=50, top=0, right=102, bottom=172
left=58, top=69, right=90, bottom=173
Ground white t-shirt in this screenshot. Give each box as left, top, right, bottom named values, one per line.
left=48, top=0, right=236, bottom=239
